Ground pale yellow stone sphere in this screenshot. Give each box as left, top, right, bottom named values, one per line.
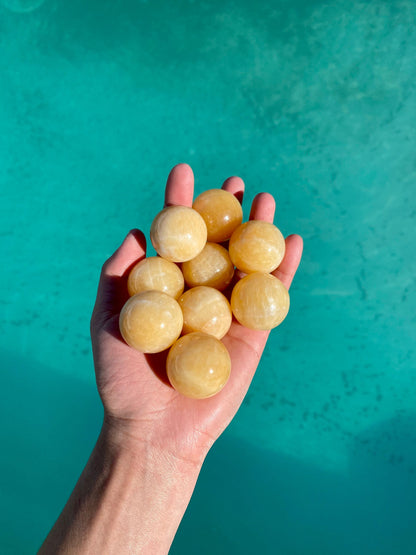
left=119, top=291, right=183, bottom=353
left=181, top=242, right=234, bottom=291
left=150, top=205, right=207, bottom=263
left=231, top=272, right=290, bottom=330
left=167, top=332, right=231, bottom=398
left=127, top=256, right=184, bottom=299
left=229, top=220, right=285, bottom=274
left=178, top=286, right=232, bottom=340
left=192, top=189, right=243, bottom=243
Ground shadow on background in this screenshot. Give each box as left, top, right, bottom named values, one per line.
left=0, top=350, right=102, bottom=554
left=2, top=348, right=416, bottom=554
left=172, top=416, right=416, bottom=555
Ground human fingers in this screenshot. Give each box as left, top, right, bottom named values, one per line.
left=91, top=229, right=147, bottom=325
left=229, top=191, right=275, bottom=284
left=249, top=193, right=302, bottom=289
left=164, top=163, right=194, bottom=207
left=272, top=234, right=303, bottom=290
left=249, top=192, right=276, bottom=222
left=221, top=175, right=245, bottom=204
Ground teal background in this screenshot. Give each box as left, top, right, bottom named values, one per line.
left=1, top=1, right=415, bottom=553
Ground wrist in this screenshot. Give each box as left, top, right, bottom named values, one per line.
left=96, top=421, right=203, bottom=554
left=39, top=419, right=204, bottom=555
left=102, top=411, right=210, bottom=469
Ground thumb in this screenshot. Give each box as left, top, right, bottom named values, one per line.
left=91, top=229, right=147, bottom=326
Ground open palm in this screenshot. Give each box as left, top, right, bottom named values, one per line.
left=90, top=164, right=303, bottom=464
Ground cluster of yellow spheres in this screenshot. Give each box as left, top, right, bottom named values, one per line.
left=119, top=188, right=290, bottom=399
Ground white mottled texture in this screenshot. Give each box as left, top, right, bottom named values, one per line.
left=150, top=206, right=207, bottom=262
left=127, top=256, right=184, bottom=299
left=167, top=332, right=231, bottom=399
left=179, top=286, right=232, bottom=339
left=181, top=242, right=234, bottom=291
left=119, top=291, right=183, bottom=353
left=229, top=221, right=285, bottom=274
left=231, top=272, right=290, bottom=330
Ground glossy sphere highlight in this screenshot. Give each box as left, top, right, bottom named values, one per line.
left=167, top=332, right=231, bottom=398
left=231, top=272, right=290, bottom=330
left=150, top=205, right=207, bottom=262
left=181, top=242, right=234, bottom=291
left=119, top=291, right=183, bottom=353
left=179, top=286, right=232, bottom=339
left=127, top=256, right=184, bottom=299
left=229, top=220, right=285, bottom=274
left=192, top=189, right=243, bottom=243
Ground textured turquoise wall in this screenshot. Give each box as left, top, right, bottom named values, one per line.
left=1, top=1, right=415, bottom=553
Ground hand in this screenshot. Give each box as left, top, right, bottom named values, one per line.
left=90, top=163, right=303, bottom=465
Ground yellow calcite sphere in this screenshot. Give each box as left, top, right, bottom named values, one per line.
left=229, top=220, right=285, bottom=274
left=231, top=272, right=290, bottom=330
left=127, top=256, right=184, bottom=299
left=179, top=286, right=232, bottom=340
left=119, top=291, right=183, bottom=353
left=192, top=189, right=243, bottom=243
left=150, top=205, right=207, bottom=262
left=167, top=332, right=231, bottom=398
left=181, top=242, right=234, bottom=291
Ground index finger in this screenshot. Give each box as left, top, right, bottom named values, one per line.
left=164, top=163, right=194, bottom=207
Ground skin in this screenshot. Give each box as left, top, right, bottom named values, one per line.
left=38, top=163, right=303, bottom=554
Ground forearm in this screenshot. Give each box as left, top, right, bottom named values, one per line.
left=38, top=424, right=203, bottom=555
